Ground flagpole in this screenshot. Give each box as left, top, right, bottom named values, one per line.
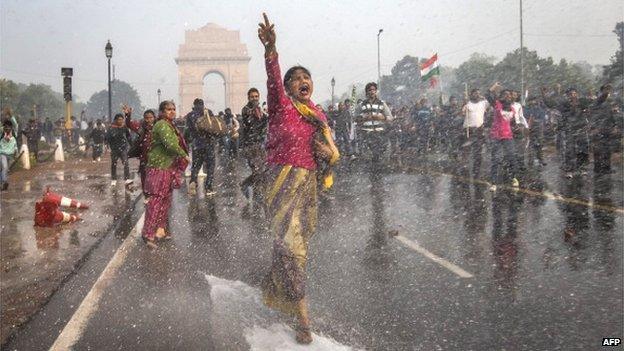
left=436, top=53, right=443, bottom=100
left=520, top=0, right=525, bottom=104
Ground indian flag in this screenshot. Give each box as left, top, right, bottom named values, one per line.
left=420, top=53, right=440, bottom=87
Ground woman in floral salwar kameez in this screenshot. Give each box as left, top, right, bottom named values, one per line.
left=258, top=13, right=338, bottom=344
left=141, top=100, right=189, bottom=249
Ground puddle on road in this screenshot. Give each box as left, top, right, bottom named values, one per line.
left=203, top=274, right=359, bottom=351
left=246, top=324, right=355, bottom=351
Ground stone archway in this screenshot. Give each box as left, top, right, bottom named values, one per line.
left=176, top=23, right=251, bottom=116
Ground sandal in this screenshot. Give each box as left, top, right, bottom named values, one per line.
left=142, top=237, right=158, bottom=250
left=295, top=325, right=312, bottom=344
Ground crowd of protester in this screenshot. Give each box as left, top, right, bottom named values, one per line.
left=1, top=80, right=621, bottom=196
left=323, top=82, right=622, bottom=191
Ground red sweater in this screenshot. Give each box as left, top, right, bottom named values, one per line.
left=265, top=54, right=326, bottom=170
left=490, top=101, right=515, bottom=140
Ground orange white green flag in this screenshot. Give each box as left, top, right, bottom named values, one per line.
left=420, top=53, right=440, bottom=88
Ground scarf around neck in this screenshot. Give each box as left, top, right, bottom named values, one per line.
left=291, top=99, right=340, bottom=189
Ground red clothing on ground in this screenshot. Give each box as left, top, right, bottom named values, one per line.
left=490, top=101, right=515, bottom=140
left=265, top=53, right=327, bottom=170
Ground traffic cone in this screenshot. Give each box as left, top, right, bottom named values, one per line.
left=42, top=187, right=89, bottom=209
left=34, top=201, right=81, bottom=227
left=54, top=138, right=64, bottom=162
left=19, top=143, right=31, bottom=170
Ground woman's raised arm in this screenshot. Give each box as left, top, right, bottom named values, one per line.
left=258, top=13, right=286, bottom=115
left=258, top=13, right=276, bottom=57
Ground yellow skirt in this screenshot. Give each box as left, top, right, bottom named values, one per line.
left=262, top=164, right=318, bottom=316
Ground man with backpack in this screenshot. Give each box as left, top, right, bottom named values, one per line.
left=185, top=98, right=217, bottom=196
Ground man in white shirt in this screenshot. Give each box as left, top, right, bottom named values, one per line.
left=511, top=90, right=529, bottom=173
left=461, top=88, right=490, bottom=179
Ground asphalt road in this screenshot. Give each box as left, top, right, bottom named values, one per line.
left=4, top=157, right=623, bottom=351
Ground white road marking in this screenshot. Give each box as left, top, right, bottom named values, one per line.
left=394, top=235, right=474, bottom=278
left=49, top=213, right=144, bottom=351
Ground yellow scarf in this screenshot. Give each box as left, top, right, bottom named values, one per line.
left=291, top=99, right=340, bottom=189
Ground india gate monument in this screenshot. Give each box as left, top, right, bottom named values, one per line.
left=176, top=23, right=251, bottom=116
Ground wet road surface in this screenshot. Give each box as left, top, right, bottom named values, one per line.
left=0, top=158, right=140, bottom=345
left=4, top=155, right=623, bottom=350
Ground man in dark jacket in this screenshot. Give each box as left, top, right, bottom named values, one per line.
left=591, top=84, right=622, bottom=175
left=89, top=119, right=106, bottom=162
left=106, top=113, right=132, bottom=187
left=334, top=101, right=353, bottom=156
left=412, top=98, right=433, bottom=156
left=223, top=108, right=239, bottom=158
left=185, top=98, right=216, bottom=196
left=239, top=88, right=268, bottom=204
left=524, top=96, right=547, bottom=168
left=544, top=87, right=591, bottom=178
left=43, top=117, right=54, bottom=143
left=441, top=95, right=463, bottom=160
left=22, top=118, right=42, bottom=162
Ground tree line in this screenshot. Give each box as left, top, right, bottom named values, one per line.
left=0, top=78, right=143, bottom=126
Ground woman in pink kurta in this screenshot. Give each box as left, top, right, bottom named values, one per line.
left=258, top=13, right=333, bottom=345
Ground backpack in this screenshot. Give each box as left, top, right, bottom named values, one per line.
left=196, top=108, right=227, bottom=137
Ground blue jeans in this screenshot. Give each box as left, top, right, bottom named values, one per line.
left=490, top=139, right=518, bottom=185
left=0, top=154, right=12, bottom=183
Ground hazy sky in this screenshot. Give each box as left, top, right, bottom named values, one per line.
left=1, top=0, right=621, bottom=112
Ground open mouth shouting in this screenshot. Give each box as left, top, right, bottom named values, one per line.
left=298, top=84, right=310, bottom=98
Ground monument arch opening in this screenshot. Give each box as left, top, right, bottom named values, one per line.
left=202, top=70, right=226, bottom=113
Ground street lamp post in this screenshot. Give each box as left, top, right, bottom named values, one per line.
left=331, top=77, right=335, bottom=107
left=377, top=29, right=383, bottom=91
left=157, top=88, right=162, bottom=105
left=519, top=0, right=524, bottom=104
left=105, top=40, right=113, bottom=123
